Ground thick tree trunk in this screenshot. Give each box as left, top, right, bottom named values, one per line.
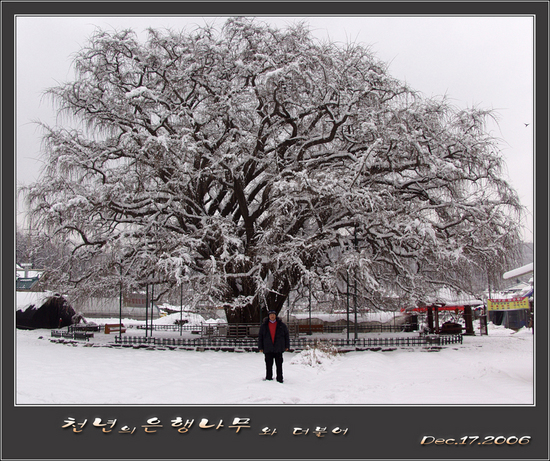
left=224, top=302, right=262, bottom=324
left=223, top=274, right=292, bottom=324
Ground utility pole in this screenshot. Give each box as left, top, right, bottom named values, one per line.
left=354, top=225, right=358, bottom=343
left=145, top=284, right=149, bottom=338
left=354, top=273, right=358, bottom=342
left=119, top=266, right=123, bottom=343
left=308, top=279, right=312, bottom=335
left=150, top=283, right=155, bottom=337
left=346, top=271, right=350, bottom=344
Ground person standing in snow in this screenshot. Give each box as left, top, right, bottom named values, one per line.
left=258, top=310, right=290, bottom=383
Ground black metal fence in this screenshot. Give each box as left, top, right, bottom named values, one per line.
left=69, top=324, right=100, bottom=332
left=322, top=324, right=414, bottom=333
left=114, top=334, right=462, bottom=350
left=132, top=322, right=411, bottom=336
left=136, top=323, right=287, bottom=337
left=51, top=330, right=93, bottom=341
left=136, top=324, right=199, bottom=332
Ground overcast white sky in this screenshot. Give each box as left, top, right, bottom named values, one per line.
left=16, top=16, right=534, bottom=241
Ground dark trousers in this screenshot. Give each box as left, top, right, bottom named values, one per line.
left=264, top=352, right=284, bottom=381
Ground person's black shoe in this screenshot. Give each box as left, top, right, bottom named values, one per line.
left=277, top=379, right=283, bottom=383
left=264, top=378, right=273, bottom=381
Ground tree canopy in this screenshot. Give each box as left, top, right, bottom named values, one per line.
left=25, top=18, right=522, bottom=322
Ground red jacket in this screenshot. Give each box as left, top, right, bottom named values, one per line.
left=258, top=317, right=290, bottom=353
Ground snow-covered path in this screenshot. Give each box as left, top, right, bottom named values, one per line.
left=15, top=324, right=533, bottom=406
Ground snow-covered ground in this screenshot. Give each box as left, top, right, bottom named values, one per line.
left=15, top=318, right=534, bottom=406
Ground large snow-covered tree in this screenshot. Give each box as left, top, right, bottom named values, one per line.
left=24, top=18, right=522, bottom=322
